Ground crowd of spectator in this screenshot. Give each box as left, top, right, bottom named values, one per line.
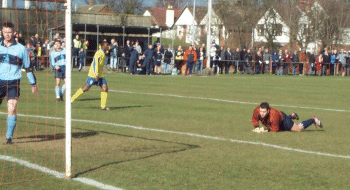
left=2, top=30, right=349, bottom=76
left=205, top=41, right=350, bottom=76
left=0, top=31, right=70, bottom=71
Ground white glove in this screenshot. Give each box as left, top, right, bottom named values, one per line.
left=252, top=127, right=268, bottom=133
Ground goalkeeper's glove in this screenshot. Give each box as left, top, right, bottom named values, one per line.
left=252, top=127, right=268, bottom=133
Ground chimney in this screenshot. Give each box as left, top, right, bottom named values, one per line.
left=306, top=0, right=313, bottom=11
left=89, top=0, right=95, bottom=8
left=166, top=5, right=175, bottom=27
left=2, top=0, right=8, bottom=8
left=24, top=0, right=30, bottom=9
left=298, top=0, right=307, bottom=12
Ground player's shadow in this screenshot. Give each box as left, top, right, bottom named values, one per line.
left=14, top=121, right=98, bottom=143
left=72, top=129, right=200, bottom=178
left=91, top=105, right=150, bottom=110
left=15, top=131, right=99, bottom=143
left=303, top=129, right=325, bottom=132
left=76, top=98, right=100, bottom=101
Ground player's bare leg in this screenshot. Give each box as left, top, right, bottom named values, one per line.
left=291, top=123, right=304, bottom=132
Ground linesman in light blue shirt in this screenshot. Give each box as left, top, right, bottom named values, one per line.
left=0, top=22, right=38, bottom=144
left=51, top=40, right=66, bottom=101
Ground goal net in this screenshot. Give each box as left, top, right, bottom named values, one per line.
left=0, top=0, right=68, bottom=186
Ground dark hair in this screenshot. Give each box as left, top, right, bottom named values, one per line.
left=2, top=21, right=14, bottom=29
left=54, top=39, right=61, bottom=44
left=101, top=41, right=109, bottom=47
left=260, top=102, right=269, bottom=109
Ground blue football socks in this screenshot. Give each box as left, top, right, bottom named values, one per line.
left=6, top=115, right=17, bottom=139
left=301, top=119, right=315, bottom=129
left=61, top=84, right=66, bottom=96
left=55, top=86, right=60, bottom=98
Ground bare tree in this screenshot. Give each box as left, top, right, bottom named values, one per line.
left=214, top=0, right=260, bottom=48
left=306, top=0, right=350, bottom=50
left=27, top=2, right=65, bottom=37
left=260, top=6, right=280, bottom=50
left=85, top=0, right=144, bottom=14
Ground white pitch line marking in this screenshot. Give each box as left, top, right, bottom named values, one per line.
left=22, top=87, right=349, bottom=113
left=1, top=112, right=349, bottom=160
left=0, top=154, right=122, bottom=190
left=108, top=90, right=350, bottom=113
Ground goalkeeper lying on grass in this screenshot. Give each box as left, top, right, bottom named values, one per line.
left=252, top=102, right=323, bottom=132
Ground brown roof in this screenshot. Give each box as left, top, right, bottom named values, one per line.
left=145, top=7, right=182, bottom=27
left=76, top=4, right=115, bottom=15
left=187, top=6, right=208, bottom=24
left=213, top=2, right=262, bottom=31
left=273, top=3, right=304, bottom=28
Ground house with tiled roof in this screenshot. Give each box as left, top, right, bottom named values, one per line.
left=253, top=0, right=350, bottom=52
left=143, top=6, right=182, bottom=28
left=143, top=5, right=226, bottom=45
left=76, top=0, right=115, bottom=15
left=253, top=7, right=292, bottom=47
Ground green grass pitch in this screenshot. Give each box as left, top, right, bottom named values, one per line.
left=0, top=70, right=349, bottom=189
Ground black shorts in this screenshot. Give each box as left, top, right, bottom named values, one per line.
left=0, top=80, right=20, bottom=103
left=281, top=112, right=294, bottom=131
left=54, top=65, right=66, bottom=79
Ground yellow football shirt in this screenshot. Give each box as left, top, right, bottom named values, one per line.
left=88, top=49, right=106, bottom=78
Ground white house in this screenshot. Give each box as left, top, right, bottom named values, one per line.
left=253, top=8, right=290, bottom=46
left=143, top=5, right=225, bottom=45
left=254, top=0, right=350, bottom=52
left=143, top=7, right=183, bottom=39
left=198, top=8, right=225, bottom=45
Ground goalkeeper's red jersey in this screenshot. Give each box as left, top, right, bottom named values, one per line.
left=252, top=106, right=284, bottom=132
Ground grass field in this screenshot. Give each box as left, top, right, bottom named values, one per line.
left=1, top=70, right=350, bottom=190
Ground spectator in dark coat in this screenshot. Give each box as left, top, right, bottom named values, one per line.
left=240, top=47, right=247, bottom=74
left=164, top=46, right=173, bottom=74
left=244, top=49, right=253, bottom=74
left=271, top=51, right=279, bottom=75
left=233, top=48, right=241, bottom=74
left=255, top=51, right=263, bottom=74
left=144, top=44, right=154, bottom=75
left=292, top=51, right=299, bottom=75
left=322, top=49, right=331, bottom=76
left=224, top=47, right=233, bottom=74
left=129, top=44, right=139, bottom=75
left=308, top=52, right=316, bottom=75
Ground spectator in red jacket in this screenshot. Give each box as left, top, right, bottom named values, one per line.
left=184, top=45, right=197, bottom=76
left=252, top=102, right=323, bottom=132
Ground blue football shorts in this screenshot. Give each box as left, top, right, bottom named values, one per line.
left=0, top=80, right=20, bottom=103
left=281, top=112, right=295, bottom=131
left=54, top=65, right=66, bottom=79
left=85, top=77, right=107, bottom=86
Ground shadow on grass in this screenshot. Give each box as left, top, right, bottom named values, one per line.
left=12, top=120, right=200, bottom=178
left=14, top=121, right=99, bottom=143
left=75, top=98, right=100, bottom=101
left=15, top=131, right=99, bottom=143
left=72, top=129, right=200, bottom=178
left=90, top=105, right=148, bottom=110
left=303, top=129, right=326, bottom=132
